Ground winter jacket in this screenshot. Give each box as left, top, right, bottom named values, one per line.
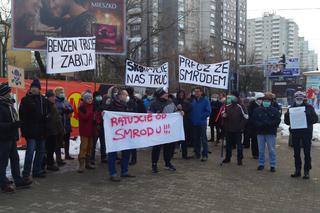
left=190, top=96, right=211, bottom=126
left=252, top=106, right=281, bottom=135
left=46, top=102, right=64, bottom=137
left=176, top=98, right=192, bottom=124
left=284, top=102, right=318, bottom=134
left=149, top=98, right=177, bottom=113
left=109, top=98, right=128, bottom=112
left=209, top=100, right=223, bottom=126
left=247, top=100, right=260, bottom=128
left=0, top=101, right=19, bottom=141
left=78, top=102, right=95, bottom=137
left=143, top=98, right=152, bottom=111
left=19, top=93, right=48, bottom=139
left=55, top=97, right=73, bottom=133
left=223, top=103, right=248, bottom=133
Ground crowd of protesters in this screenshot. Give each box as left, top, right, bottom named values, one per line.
left=0, top=80, right=318, bottom=193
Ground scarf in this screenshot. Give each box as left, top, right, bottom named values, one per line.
left=0, top=96, right=19, bottom=122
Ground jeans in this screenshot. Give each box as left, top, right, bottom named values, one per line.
left=108, top=150, right=130, bottom=177
left=225, top=132, right=243, bottom=160
left=152, top=143, right=175, bottom=165
left=257, top=135, right=276, bottom=167
left=91, top=130, right=107, bottom=162
left=292, top=132, right=312, bottom=173
left=192, top=125, right=209, bottom=158
left=23, top=139, right=46, bottom=177
left=0, top=140, right=24, bottom=187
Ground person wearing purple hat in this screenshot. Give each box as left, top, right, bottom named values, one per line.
left=19, top=79, right=48, bottom=180
left=0, top=82, right=32, bottom=193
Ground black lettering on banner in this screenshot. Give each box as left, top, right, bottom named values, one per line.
left=127, top=61, right=134, bottom=71
left=196, top=64, right=202, bottom=71
left=203, top=65, right=210, bottom=72
left=48, top=39, right=53, bottom=52
left=179, top=69, right=185, bottom=81
left=214, top=63, right=222, bottom=73
left=61, top=55, right=68, bottom=68
left=192, top=70, right=200, bottom=81
left=222, top=62, right=229, bottom=74
left=206, top=74, right=212, bottom=83
left=179, top=56, right=185, bottom=66
left=199, top=72, right=206, bottom=82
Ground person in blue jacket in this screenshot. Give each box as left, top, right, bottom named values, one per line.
left=252, top=95, right=281, bottom=172
left=190, top=87, right=211, bottom=161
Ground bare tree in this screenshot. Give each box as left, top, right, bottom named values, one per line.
left=0, top=0, right=11, bottom=77
left=239, top=51, right=265, bottom=94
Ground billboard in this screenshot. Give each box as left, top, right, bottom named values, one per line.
left=266, top=57, right=300, bottom=77
left=12, top=0, right=126, bottom=55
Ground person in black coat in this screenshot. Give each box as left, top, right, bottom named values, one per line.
left=19, top=79, right=48, bottom=179
left=209, top=93, right=223, bottom=143
left=176, top=90, right=192, bottom=159
left=0, top=82, right=32, bottom=193
left=252, top=95, right=281, bottom=172
left=285, top=91, right=318, bottom=179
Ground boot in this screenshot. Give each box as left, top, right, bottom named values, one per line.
left=77, top=159, right=85, bottom=173
left=85, top=157, right=95, bottom=170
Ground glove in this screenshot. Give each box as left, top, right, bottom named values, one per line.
left=11, top=121, right=23, bottom=129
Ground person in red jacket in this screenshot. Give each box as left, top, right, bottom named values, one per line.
left=77, top=91, right=95, bottom=173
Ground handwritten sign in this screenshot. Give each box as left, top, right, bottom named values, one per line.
left=103, top=111, right=185, bottom=153
left=125, top=60, right=169, bottom=88
left=8, top=65, right=25, bottom=89
left=178, top=55, right=229, bottom=89
left=46, top=36, right=96, bottom=74
left=289, top=106, right=308, bottom=129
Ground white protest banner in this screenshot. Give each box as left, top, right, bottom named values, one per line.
left=125, top=60, right=169, bottom=88
left=103, top=111, right=185, bottom=153
left=289, top=106, right=308, bottom=129
left=46, top=36, right=96, bottom=74
left=178, top=55, right=229, bottom=89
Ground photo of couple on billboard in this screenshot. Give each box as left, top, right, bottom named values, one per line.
left=12, top=0, right=125, bottom=55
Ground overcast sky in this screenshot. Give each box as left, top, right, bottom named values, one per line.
left=247, top=0, right=320, bottom=62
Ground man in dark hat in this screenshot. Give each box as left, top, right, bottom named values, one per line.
left=0, top=82, right=32, bottom=193
left=19, top=79, right=48, bottom=180
left=149, top=87, right=178, bottom=173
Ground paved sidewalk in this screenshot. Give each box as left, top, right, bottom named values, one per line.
left=1, top=136, right=320, bottom=213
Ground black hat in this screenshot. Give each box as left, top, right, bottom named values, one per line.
left=30, top=79, right=41, bottom=90
left=0, top=82, right=11, bottom=96
left=46, top=90, right=55, bottom=98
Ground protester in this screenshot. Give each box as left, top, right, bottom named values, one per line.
left=252, top=95, right=281, bottom=172
left=150, top=87, right=178, bottom=173
left=45, top=90, right=65, bottom=171
left=0, top=82, right=32, bottom=193
left=222, top=91, right=248, bottom=165
left=176, top=90, right=192, bottom=159
left=90, top=91, right=107, bottom=165
left=20, top=79, right=48, bottom=179
left=190, top=87, right=211, bottom=161
left=209, top=93, right=223, bottom=144
left=126, top=87, right=146, bottom=165
left=143, top=89, right=153, bottom=111
left=243, top=93, right=264, bottom=159
left=108, top=88, right=135, bottom=181
left=285, top=91, right=318, bottom=179
left=77, top=90, right=95, bottom=173
left=55, top=87, right=74, bottom=160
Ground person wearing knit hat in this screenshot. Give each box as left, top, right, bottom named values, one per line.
left=285, top=91, right=318, bottom=179
left=19, top=78, right=48, bottom=180
left=0, top=82, right=32, bottom=193
left=77, top=90, right=95, bottom=173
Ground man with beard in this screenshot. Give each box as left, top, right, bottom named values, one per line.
left=48, top=0, right=96, bottom=37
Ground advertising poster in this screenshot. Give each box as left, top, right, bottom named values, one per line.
left=12, top=0, right=126, bottom=55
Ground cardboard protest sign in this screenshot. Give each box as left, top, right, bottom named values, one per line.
left=46, top=37, right=96, bottom=74
left=125, top=60, right=169, bottom=88
left=8, top=65, right=25, bottom=89
left=12, top=0, right=126, bottom=55
left=178, top=55, right=230, bottom=90
left=103, top=111, right=185, bottom=153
